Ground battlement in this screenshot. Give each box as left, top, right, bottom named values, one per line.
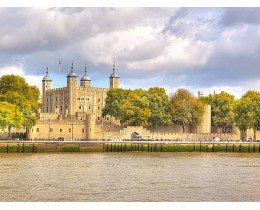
left=46, top=87, right=67, bottom=92
left=78, top=86, right=109, bottom=91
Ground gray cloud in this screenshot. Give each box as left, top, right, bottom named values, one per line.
left=0, top=7, right=260, bottom=98
left=221, top=8, right=260, bottom=26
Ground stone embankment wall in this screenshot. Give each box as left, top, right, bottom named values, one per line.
left=1, top=141, right=260, bottom=153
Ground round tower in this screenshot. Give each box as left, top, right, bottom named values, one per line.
left=42, top=65, right=52, bottom=113
left=86, top=113, right=96, bottom=140
left=109, top=62, right=120, bottom=89
left=80, top=64, right=91, bottom=88
left=67, top=61, right=78, bottom=117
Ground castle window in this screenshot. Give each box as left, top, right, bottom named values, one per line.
left=88, top=106, right=91, bottom=110
left=69, top=128, right=71, bottom=132
left=56, top=97, right=58, bottom=102
left=47, top=107, right=49, bottom=112
left=50, top=128, right=53, bottom=132
left=81, top=98, right=84, bottom=100
left=79, top=105, right=82, bottom=109
left=61, top=106, right=62, bottom=111
left=36, top=128, right=39, bottom=132
left=98, top=106, right=100, bottom=110
left=98, top=116, right=100, bottom=121
left=98, top=99, right=101, bottom=102
left=82, top=128, right=84, bottom=133
left=60, top=129, right=62, bottom=132
left=107, top=117, right=109, bottom=120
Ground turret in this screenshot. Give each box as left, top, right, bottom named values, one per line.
left=67, top=61, right=78, bottom=117
left=80, top=64, right=91, bottom=88
left=109, top=62, right=120, bottom=88
left=42, top=65, right=52, bottom=113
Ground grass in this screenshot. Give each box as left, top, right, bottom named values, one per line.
left=62, top=145, right=80, bottom=152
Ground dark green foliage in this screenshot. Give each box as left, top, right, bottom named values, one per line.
left=62, top=145, right=80, bottom=152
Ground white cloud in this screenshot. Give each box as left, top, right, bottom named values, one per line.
left=0, top=65, right=43, bottom=92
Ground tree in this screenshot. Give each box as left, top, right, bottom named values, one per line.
left=102, top=88, right=131, bottom=121
left=0, top=91, right=37, bottom=129
left=119, top=89, right=151, bottom=127
left=147, top=87, right=171, bottom=128
left=234, top=90, right=260, bottom=140
left=200, top=91, right=235, bottom=133
left=0, top=75, right=41, bottom=112
left=0, top=102, right=23, bottom=137
left=0, top=75, right=40, bottom=136
left=169, top=89, right=205, bottom=133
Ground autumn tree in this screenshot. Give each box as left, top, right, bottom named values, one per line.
left=169, top=89, right=205, bottom=133
left=0, top=102, right=23, bottom=137
left=234, top=90, right=260, bottom=141
left=119, top=89, right=151, bottom=127
left=0, top=75, right=40, bottom=135
left=102, top=88, right=131, bottom=121
left=147, top=87, right=171, bottom=129
left=199, top=91, right=235, bottom=133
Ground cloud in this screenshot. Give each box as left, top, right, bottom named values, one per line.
left=0, top=65, right=43, bottom=92
left=0, top=7, right=260, bottom=98
left=221, top=8, right=260, bottom=26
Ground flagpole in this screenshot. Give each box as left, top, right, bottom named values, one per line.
left=58, top=59, right=61, bottom=88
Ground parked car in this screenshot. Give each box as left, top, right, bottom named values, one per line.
left=212, top=136, right=220, bottom=142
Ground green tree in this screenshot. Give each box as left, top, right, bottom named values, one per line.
left=102, top=88, right=131, bottom=121
left=234, top=90, right=260, bottom=140
left=0, top=75, right=41, bottom=112
left=0, top=75, right=40, bottom=136
left=200, top=91, right=235, bottom=133
left=0, top=91, right=37, bottom=129
left=169, top=89, right=205, bottom=133
left=0, top=102, right=23, bottom=137
left=119, top=89, right=151, bottom=126
left=147, top=87, right=171, bottom=128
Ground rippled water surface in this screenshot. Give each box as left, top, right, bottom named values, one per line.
left=0, top=152, right=259, bottom=202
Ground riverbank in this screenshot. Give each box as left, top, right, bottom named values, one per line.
left=0, top=141, right=260, bottom=153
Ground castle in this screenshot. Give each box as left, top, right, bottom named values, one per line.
left=27, top=62, right=246, bottom=141
left=41, top=61, right=119, bottom=124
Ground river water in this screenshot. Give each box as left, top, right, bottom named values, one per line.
left=0, top=152, right=259, bottom=202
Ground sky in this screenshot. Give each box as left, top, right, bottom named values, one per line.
left=0, top=7, right=260, bottom=98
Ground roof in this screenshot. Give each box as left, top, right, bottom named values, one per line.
left=80, top=67, right=91, bottom=81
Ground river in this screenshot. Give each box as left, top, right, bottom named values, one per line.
left=0, top=152, right=259, bottom=202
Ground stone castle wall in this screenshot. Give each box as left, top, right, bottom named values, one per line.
left=28, top=121, right=260, bottom=141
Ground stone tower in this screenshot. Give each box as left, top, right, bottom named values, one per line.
left=80, top=64, right=91, bottom=88
left=42, top=65, right=52, bottom=113
left=86, top=113, right=96, bottom=139
left=109, top=62, right=120, bottom=88
left=67, top=61, right=78, bottom=117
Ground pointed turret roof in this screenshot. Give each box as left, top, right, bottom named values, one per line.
left=67, top=60, right=78, bottom=77
left=81, top=64, right=91, bottom=81
left=110, top=62, right=119, bottom=78
left=42, top=65, right=52, bottom=81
